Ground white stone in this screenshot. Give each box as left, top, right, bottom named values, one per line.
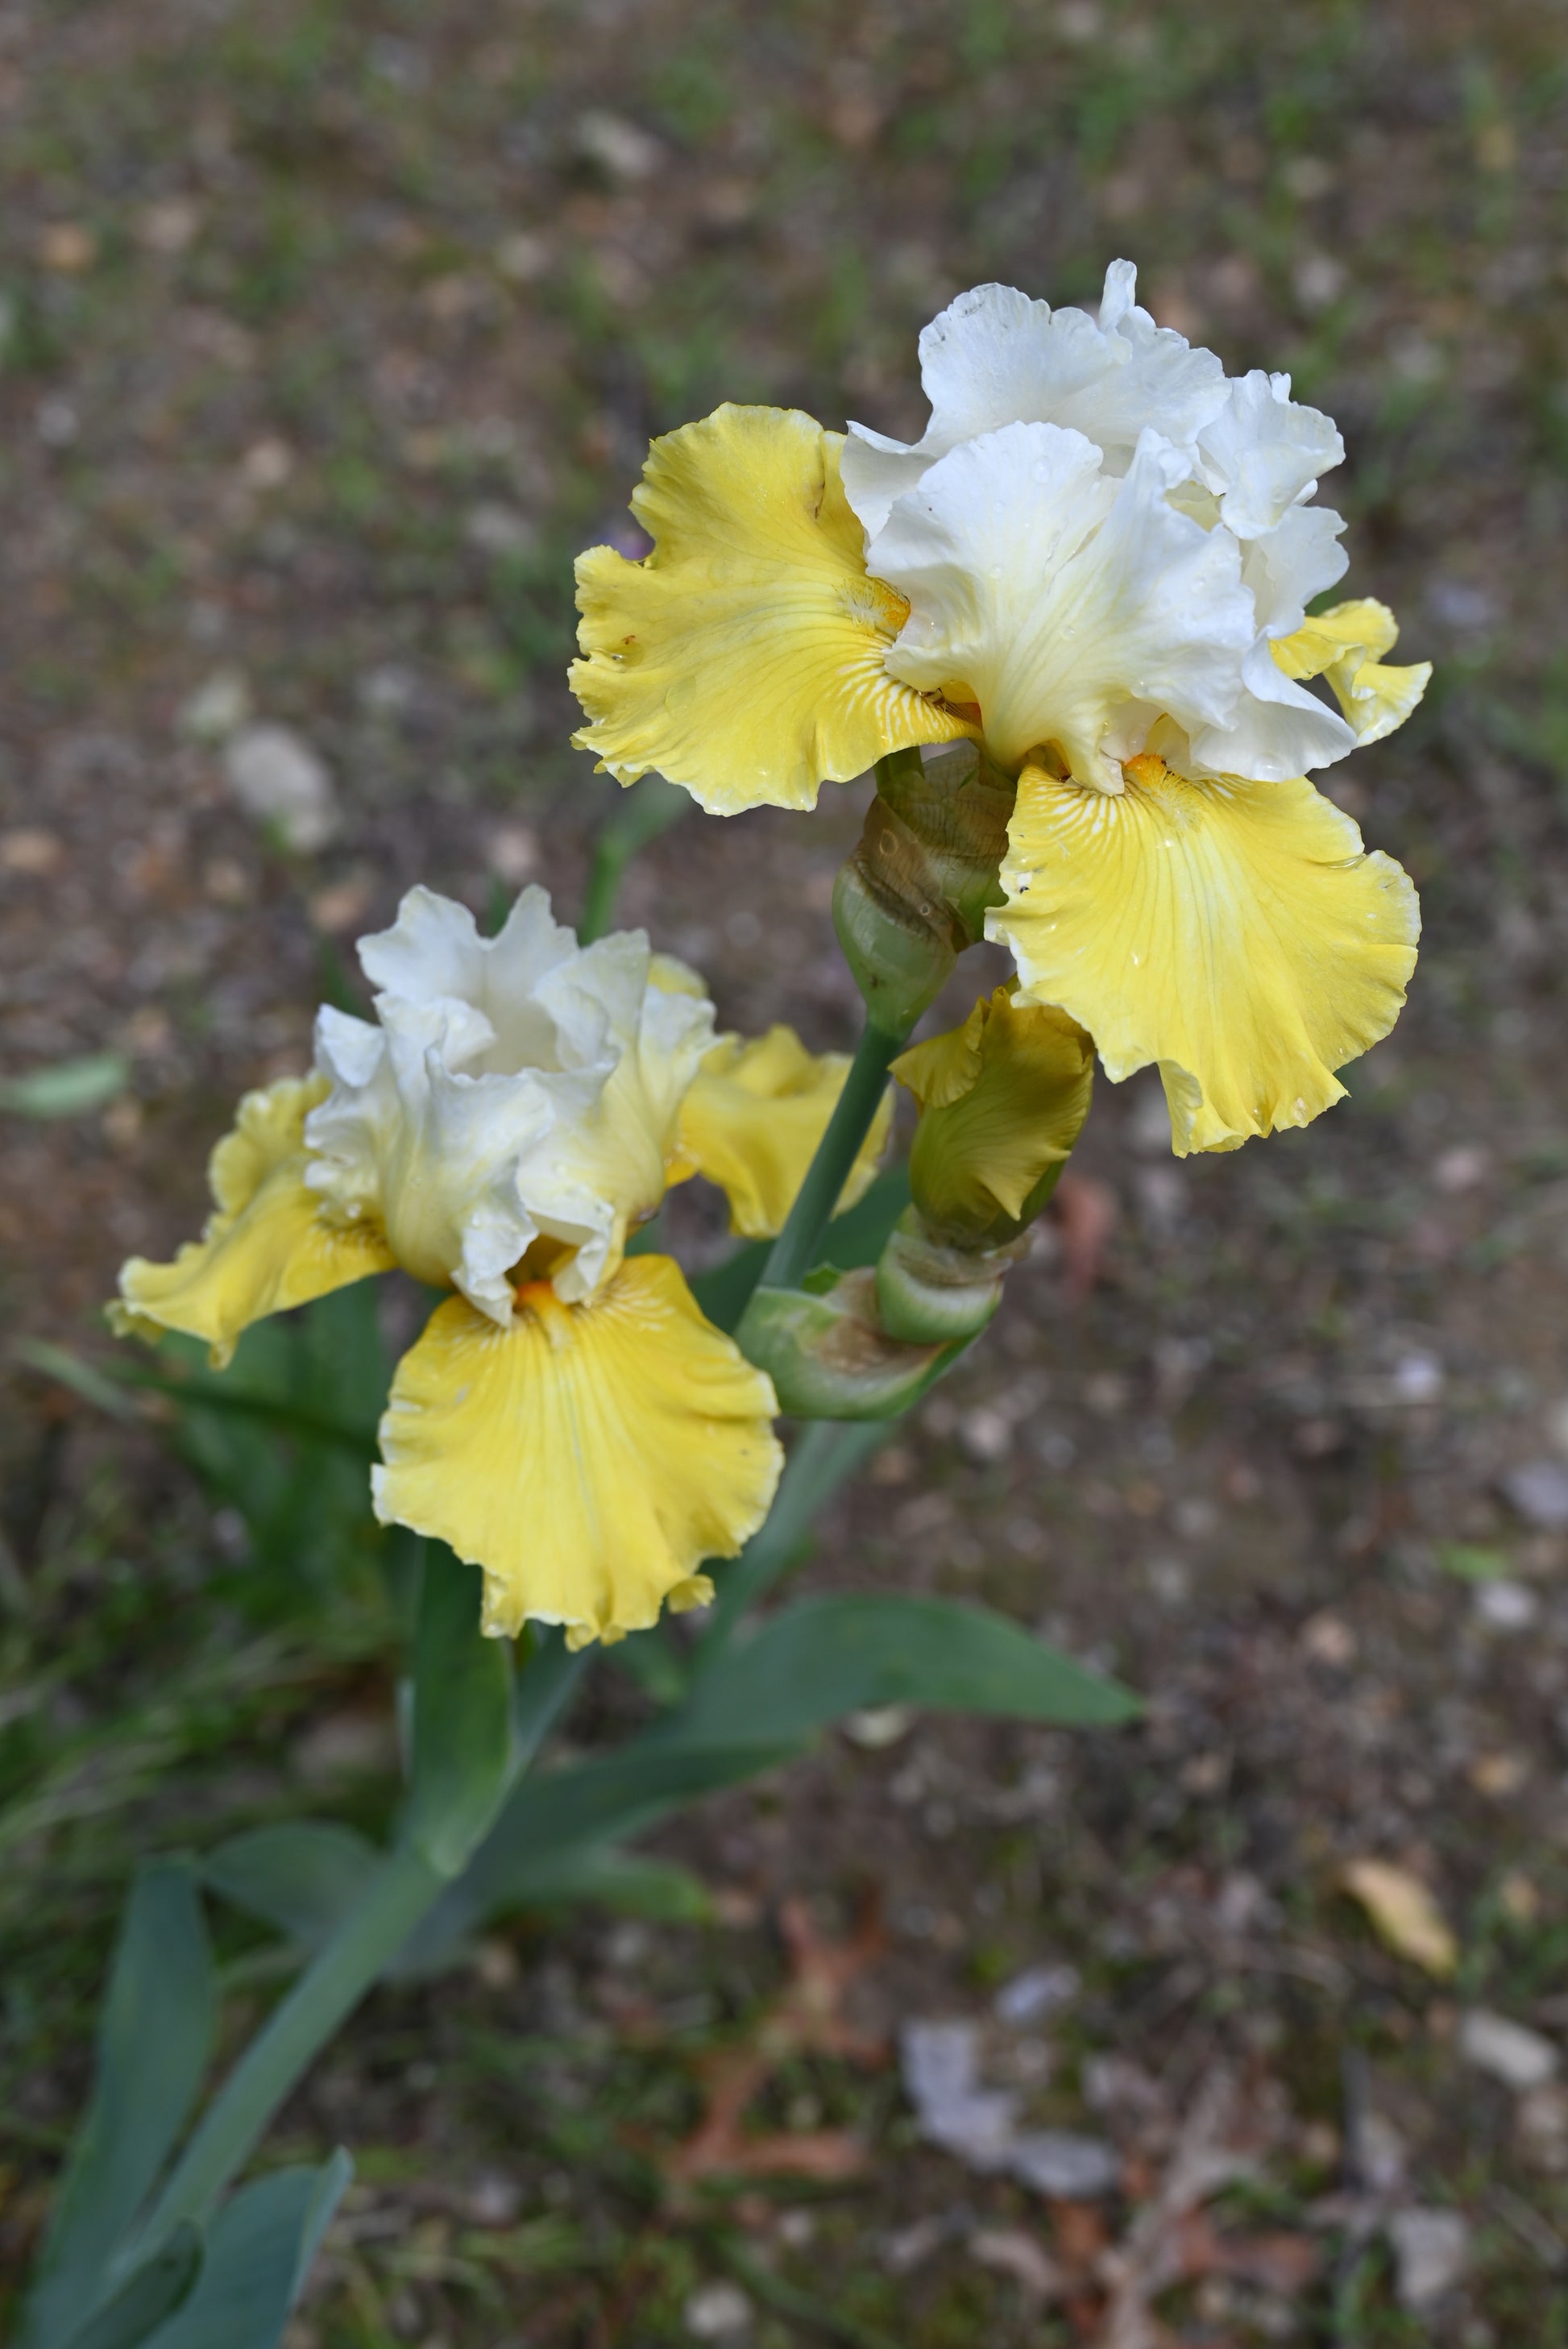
left=575, top=108, right=666, bottom=183
left=180, top=667, right=252, bottom=744
left=1387, top=2207, right=1470, bottom=2311
left=1458, top=2008, right=1559, bottom=2091
left=1474, top=1579, right=1539, bottom=1632
left=224, top=724, right=338, bottom=851
left=1007, top=2130, right=1120, bottom=2198
left=682, top=2280, right=753, bottom=2340
left=993, top=1962, right=1080, bottom=2027
left=1502, top=1460, right=1568, bottom=1530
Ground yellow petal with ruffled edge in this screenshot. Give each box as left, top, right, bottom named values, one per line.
left=112, top=1077, right=395, bottom=1367
left=372, top=1255, right=782, bottom=1647
left=894, top=989, right=1093, bottom=1240
left=990, top=753, right=1419, bottom=1157
left=1271, top=597, right=1431, bottom=746
left=670, top=1027, right=894, bottom=1239
left=570, top=405, right=973, bottom=815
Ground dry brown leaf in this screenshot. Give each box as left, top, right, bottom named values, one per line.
left=1340, top=1858, right=1458, bottom=1977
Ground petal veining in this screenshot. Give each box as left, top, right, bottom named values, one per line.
left=569, top=404, right=970, bottom=814
left=113, top=1077, right=394, bottom=1367
left=990, top=753, right=1420, bottom=1156
left=872, top=423, right=1255, bottom=784
left=373, top=1256, right=782, bottom=1646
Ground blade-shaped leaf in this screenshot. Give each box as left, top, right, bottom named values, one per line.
left=498, top=1845, right=715, bottom=1922
left=23, top=1865, right=215, bottom=2349
left=408, top=1547, right=514, bottom=1877
left=203, top=1825, right=380, bottom=1953
left=392, top=1739, right=790, bottom=1974
left=141, top=2152, right=352, bottom=2349
left=698, top=1421, right=889, bottom=1658
left=664, top=1596, right=1140, bottom=1746
left=0, top=1051, right=129, bottom=1118
left=56, top=2227, right=202, bottom=2349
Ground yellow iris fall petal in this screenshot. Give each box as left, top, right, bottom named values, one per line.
left=1271, top=597, right=1430, bottom=746
left=570, top=404, right=973, bottom=814
left=372, top=1254, right=782, bottom=1646
left=992, top=753, right=1419, bottom=1156
left=112, top=1077, right=395, bottom=1367
left=672, top=1026, right=894, bottom=1238
left=894, top=989, right=1093, bottom=1242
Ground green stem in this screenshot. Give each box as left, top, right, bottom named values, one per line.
left=579, top=776, right=690, bottom=944
left=760, top=1018, right=908, bottom=1293
left=696, top=1420, right=889, bottom=1664
left=133, top=1841, right=442, bottom=2247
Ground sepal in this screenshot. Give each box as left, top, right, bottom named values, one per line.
left=736, top=1268, right=961, bottom=1419
left=874, top=1206, right=1023, bottom=1345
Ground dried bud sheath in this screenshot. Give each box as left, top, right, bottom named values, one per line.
left=832, top=743, right=1016, bottom=1034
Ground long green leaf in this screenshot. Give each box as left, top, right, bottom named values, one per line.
left=203, top=1825, right=380, bottom=1953
left=697, top=1421, right=889, bottom=1659
left=0, top=1052, right=129, bottom=1118
left=57, top=2228, right=201, bottom=2349
left=392, top=1739, right=790, bottom=1973
left=496, top=1845, right=715, bottom=1922
left=665, top=1596, right=1141, bottom=1746
left=23, top=1866, right=215, bottom=2349
left=408, top=1548, right=513, bottom=1877
left=141, top=2152, right=352, bottom=2349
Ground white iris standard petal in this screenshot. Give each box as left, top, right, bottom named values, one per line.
left=1241, top=504, right=1350, bottom=638
left=840, top=263, right=1228, bottom=539
left=1196, top=369, right=1344, bottom=539
left=304, top=886, right=715, bottom=1318
left=1184, top=635, right=1359, bottom=784
left=870, top=422, right=1255, bottom=787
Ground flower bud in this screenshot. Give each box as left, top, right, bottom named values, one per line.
left=874, top=1207, right=1024, bottom=1347
left=736, top=1268, right=956, bottom=1419
left=894, top=988, right=1094, bottom=1250
left=833, top=743, right=1016, bottom=1035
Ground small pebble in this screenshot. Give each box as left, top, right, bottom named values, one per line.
left=224, top=724, right=339, bottom=852
left=1458, top=2008, right=1559, bottom=2091
left=682, top=2280, right=753, bottom=2341
left=1501, top=1461, right=1568, bottom=1530
left=993, top=1962, right=1080, bottom=2027
left=1473, top=1578, right=1538, bottom=1631
left=1388, top=2207, right=1470, bottom=2312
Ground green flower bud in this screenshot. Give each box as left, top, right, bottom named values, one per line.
left=736, top=1269, right=959, bottom=1420
left=833, top=743, right=1016, bottom=1036
left=894, top=987, right=1094, bottom=1250
left=874, top=1206, right=1023, bottom=1347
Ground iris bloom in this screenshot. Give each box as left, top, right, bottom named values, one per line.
left=114, top=887, right=888, bottom=1646
left=571, top=264, right=1426, bottom=1154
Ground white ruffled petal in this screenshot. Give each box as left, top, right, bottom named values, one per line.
left=1242, top=504, right=1349, bottom=638
left=1197, top=370, right=1344, bottom=538
left=304, top=886, right=718, bottom=1314
left=843, top=265, right=1226, bottom=542
left=1185, top=635, right=1358, bottom=782
left=873, top=421, right=1255, bottom=785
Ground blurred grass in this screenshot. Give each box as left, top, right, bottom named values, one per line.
left=3, top=0, right=1568, bottom=2338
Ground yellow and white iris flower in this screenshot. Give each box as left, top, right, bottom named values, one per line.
left=571, top=262, right=1427, bottom=1156
left=114, top=886, right=888, bottom=1646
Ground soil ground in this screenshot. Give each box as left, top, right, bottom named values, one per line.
left=4, top=2, right=1568, bottom=2343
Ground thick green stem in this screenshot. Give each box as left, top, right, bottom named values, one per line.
left=760, top=1018, right=908, bottom=1293
left=134, top=1841, right=443, bottom=2247
left=696, top=1420, right=888, bottom=1662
